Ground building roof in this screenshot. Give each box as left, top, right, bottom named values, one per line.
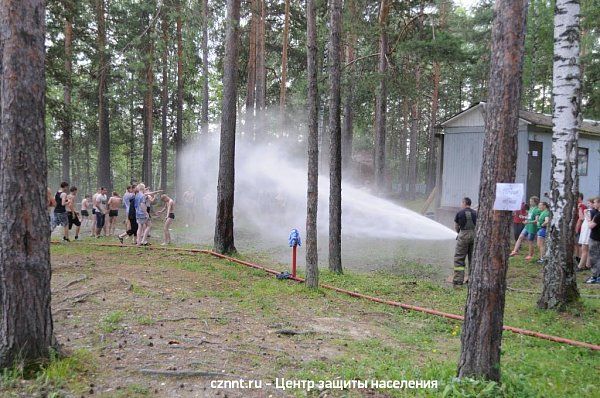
left=439, top=102, right=600, bottom=137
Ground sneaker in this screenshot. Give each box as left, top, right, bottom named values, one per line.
left=118, top=236, right=124, bottom=244
left=63, top=237, right=70, bottom=242
left=74, top=235, right=78, bottom=240
left=585, top=277, right=598, bottom=284
left=537, top=258, right=544, bottom=264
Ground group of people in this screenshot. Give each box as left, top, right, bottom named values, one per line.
left=452, top=193, right=600, bottom=286
left=49, top=182, right=177, bottom=246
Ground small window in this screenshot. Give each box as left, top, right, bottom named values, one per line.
left=578, top=147, right=588, bottom=176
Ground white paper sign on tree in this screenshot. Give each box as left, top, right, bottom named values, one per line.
left=493, top=183, right=524, bottom=211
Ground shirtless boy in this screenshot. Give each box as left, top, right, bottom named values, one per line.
left=81, top=194, right=91, bottom=229
left=107, top=191, right=122, bottom=235
left=66, top=186, right=81, bottom=240
left=156, top=194, right=175, bottom=245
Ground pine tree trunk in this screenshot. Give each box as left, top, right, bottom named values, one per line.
left=305, top=0, right=319, bottom=288
left=399, top=98, right=409, bottom=195
left=96, top=0, right=111, bottom=191
left=374, top=0, right=390, bottom=193
left=160, top=12, right=169, bottom=191
left=255, top=0, right=266, bottom=111
left=457, top=0, right=528, bottom=381
left=246, top=0, right=257, bottom=112
left=142, top=5, right=155, bottom=188
left=341, top=0, right=357, bottom=172
left=201, top=0, right=209, bottom=133
left=426, top=1, right=446, bottom=194
left=407, top=64, right=420, bottom=200
left=129, top=95, right=135, bottom=182
left=0, top=0, right=55, bottom=368
left=175, top=0, right=183, bottom=196
left=537, top=0, right=581, bottom=310
left=279, top=0, right=290, bottom=113
left=214, top=0, right=241, bottom=255
left=62, top=8, right=73, bottom=182
left=328, top=0, right=343, bottom=274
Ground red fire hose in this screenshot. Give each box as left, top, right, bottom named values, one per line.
left=54, top=241, right=600, bottom=351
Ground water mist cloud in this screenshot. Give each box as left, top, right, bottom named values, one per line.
left=179, top=111, right=457, bottom=248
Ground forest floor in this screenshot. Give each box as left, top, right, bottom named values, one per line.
left=1, top=239, right=599, bottom=398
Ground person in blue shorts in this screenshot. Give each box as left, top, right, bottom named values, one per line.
left=536, top=201, right=551, bottom=263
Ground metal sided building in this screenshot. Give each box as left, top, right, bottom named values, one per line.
left=435, top=102, right=600, bottom=226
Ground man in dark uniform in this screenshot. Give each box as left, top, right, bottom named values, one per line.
left=453, top=197, right=477, bottom=285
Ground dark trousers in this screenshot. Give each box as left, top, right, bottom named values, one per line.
left=96, top=212, right=106, bottom=229
left=453, top=230, right=475, bottom=284
left=590, top=239, right=600, bottom=279
left=513, top=223, right=524, bottom=241
left=126, top=216, right=138, bottom=236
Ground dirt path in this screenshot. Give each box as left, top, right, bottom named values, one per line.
left=51, top=245, right=395, bottom=397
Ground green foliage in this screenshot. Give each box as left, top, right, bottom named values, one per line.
left=441, top=378, right=505, bottom=398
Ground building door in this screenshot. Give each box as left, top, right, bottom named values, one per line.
left=527, top=141, right=543, bottom=199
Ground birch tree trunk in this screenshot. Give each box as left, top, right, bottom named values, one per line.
left=214, top=0, right=241, bottom=254
left=537, top=0, right=581, bottom=310
left=457, top=0, right=528, bottom=382
left=0, top=0, right=55, bottom=368
left=328, top=0, right=343, bottom=273
left=305, top=0, right=319, bottom=288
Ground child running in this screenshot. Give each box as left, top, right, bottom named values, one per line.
left=510, top=196, right=541, bottom=261
left=156, top=194, right=175, bottom=245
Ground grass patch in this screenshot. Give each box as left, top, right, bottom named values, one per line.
left=100, top=310, right=126, bottom=333
left=50, top=243, right=599, bottom=397
left=1, top=349, right=95, bottom=397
